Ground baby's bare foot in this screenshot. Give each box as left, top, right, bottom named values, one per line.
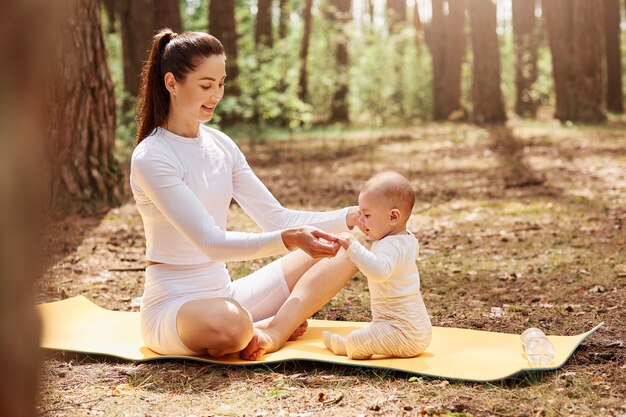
left=240, top=328, right=275, bottom=361
left=288, top=321, right=308, bottom=341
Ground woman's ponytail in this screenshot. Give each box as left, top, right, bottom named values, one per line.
left=134, top=29, right=225, bottom=144
left=135, top=29, right=175, bottom=144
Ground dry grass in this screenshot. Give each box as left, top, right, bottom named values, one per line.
left=38, top=116, right=626, bottom=416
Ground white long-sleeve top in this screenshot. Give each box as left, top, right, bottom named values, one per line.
left=346, top=232, right=421, bottom=301
left=130, top=125, right=350, bottom=265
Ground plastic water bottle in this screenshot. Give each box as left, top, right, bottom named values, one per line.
left=520, top=327, right=554, bottom=366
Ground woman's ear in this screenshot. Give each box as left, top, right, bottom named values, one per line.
left=164, top=72, right=177, bottom=95
left=390, top=208, right=401, bottom=225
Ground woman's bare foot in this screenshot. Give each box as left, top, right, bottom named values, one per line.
left=240, top=328, right=275, bottom=361
left=254, top=317, right=308, bottom=341
left=287, top=320, right=308, bottom=341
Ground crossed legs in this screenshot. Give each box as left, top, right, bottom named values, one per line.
left=176, top=249, right=357, bottom=359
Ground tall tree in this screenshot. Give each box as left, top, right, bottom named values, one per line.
left=512, top=0, right=540, bottom=117
left=604, top=0, right=623, bottom=113
left=544, top=0, right=606, bottom=122
left=387, top=0, right=408, bottom=32
left=425, top=0, right=466, bottom=120
left=154, top=0, right=182, bottom=33
left=209, top=0, right=241, bottom=123
left=1, top=1, right=54, bottom=415
left=48, top=0, right=123, bottom=213
left=468, top=0, right=506, bottom=123
left=413, top=0, right=424, bottom=44
left=299, top=0, right=314, bottom=101
left=256, top=0, right=274, bottom=47
left=116, top=0, right=181, bottom=98
left=328, top=0, right=352, bottom=123
left=279, top=0, right=290, bottom=39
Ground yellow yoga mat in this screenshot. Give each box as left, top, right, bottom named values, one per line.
left=37, top=296, right=603, bottom=382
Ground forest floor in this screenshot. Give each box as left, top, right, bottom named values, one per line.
left=37, top=115, right=625, bottom=417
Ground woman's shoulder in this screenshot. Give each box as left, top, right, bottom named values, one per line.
left=201, top=125, right=244, bottom=159
left=201, top=125, right=235, bottom=145
left=131, top=129, right=174, bottom=165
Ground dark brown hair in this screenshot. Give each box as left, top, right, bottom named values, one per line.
left=135, top=29, right=225, bottom=144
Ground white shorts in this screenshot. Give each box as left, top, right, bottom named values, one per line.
left=140, top=258, right=290, bottom=355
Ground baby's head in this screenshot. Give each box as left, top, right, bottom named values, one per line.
left=357, top=171, right=415, bottom=240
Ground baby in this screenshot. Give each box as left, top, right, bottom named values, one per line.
left=323, top=171, right=432, bottom=359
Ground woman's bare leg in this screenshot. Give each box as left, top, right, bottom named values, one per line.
left=176, top=297, right=254, bottom=357
left=241, top=249, right=357, bottom=360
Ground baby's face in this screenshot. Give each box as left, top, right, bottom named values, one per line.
left=357, top=190, right=395, bottom=240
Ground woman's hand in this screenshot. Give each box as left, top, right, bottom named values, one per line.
left=281, top=226, right=341, bottom=258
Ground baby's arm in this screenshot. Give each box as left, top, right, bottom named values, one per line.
left=343, top=238, right=401, bottom=283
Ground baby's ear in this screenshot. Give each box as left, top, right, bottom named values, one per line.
left=390, top=208, right=401, bottom=224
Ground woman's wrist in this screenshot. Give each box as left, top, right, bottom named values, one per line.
left=281, top=227, right=300, bottom=251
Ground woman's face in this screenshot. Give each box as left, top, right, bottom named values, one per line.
left=168, top=54, right=226, bottom=123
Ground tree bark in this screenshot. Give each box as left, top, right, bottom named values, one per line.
left=48, top=0, right=123, bottom=213
left=468, top=0, right=507, bottom=124
left=544, top=0, right=606, bottom=122
left=279, top=0, right=290, bottom=39
left=512, top=0, right=540, bottom=117
left=329, top=0, right=352, bottom=123
left=0, top=1, right=55, bottom=414
left=118, top=0, right=154, bottom=98
left=118, top=0, right=181, bottom=98
left=413, top=0, right=423, bottom=44
left=153, top=0, right=182, bottom=33
left=256, top=0, right=274, bottom=47
left=387, top=0, right=407, bottom=32
left=604, top=0, right=623, bottom=113
left=209, top=0, right=241, bottom=124
left=299, top=0, right=314, bottom=101
left=426, top=0, right=466, bottom=120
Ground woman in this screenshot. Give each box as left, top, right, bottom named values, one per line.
left=130, top=29, right=358, bottom=361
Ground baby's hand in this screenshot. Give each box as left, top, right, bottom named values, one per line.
left=336, top=232, right=356, bottom=250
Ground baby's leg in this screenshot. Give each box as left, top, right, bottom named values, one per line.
left=346, top=321, right=421, bottom=359
left=322, top=331, right=348, bottom=356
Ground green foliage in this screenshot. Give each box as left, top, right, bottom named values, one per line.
left=182, top=0, right=208, bottom=32
left=349, top=26, right=432, bottom=126
left=101, top=1, right=574, bottom=149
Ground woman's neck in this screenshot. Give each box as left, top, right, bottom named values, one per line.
left=165, top=109, right=200, bottom=138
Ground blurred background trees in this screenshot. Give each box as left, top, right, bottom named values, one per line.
left=97, top=0, right=624, bottom=147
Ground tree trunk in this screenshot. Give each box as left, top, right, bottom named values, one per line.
left=118, top=0, right=154, bottom=98
left=299, top=0, right=314, bottom=101
left=544, top=0, right=606, bottom=122
left=604, top=0, right=623, bottom=113
left=512, top=0, right=540, bottom=117
left=256, top=0, right=274, bottom=47
left=468, top=0, right=507, bottom=124
left=426, top=0, right=466, bottom=120
left=413, top=0, right=423, bottom=44
left=48, top=0, right=123, bottom=213
left=118, top=0, right=180, bottom=99
left=329, top=0, right=352, bottom=123
left=153, top=0, right=182, bottom=33
left=369, top=0, right=375, bottom=25
left=0, top=2, right=54, bottom=414
left=387, top=0, right=407, bottom=32
left=209, top=0, right=241, bottom=123
left=279, top=0, right=290, bottom=39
